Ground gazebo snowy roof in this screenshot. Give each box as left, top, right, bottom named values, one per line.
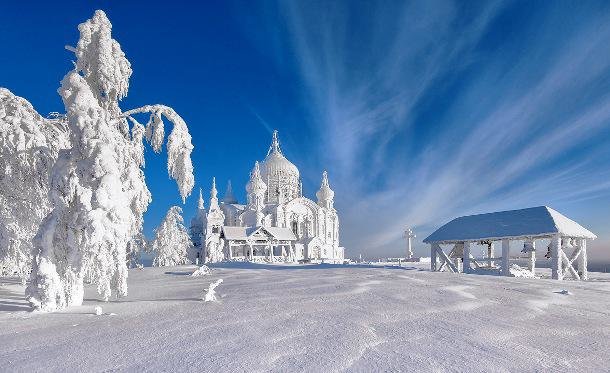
left=222, top=226, right=297, bottom=241
left=424, top=206, right=596, bottom=244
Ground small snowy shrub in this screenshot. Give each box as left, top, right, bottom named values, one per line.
left=151, top=206, right=194, bottom=267
left=191, top=265, right=211, bottom=277
left=203, top=279, right=223, bottom=302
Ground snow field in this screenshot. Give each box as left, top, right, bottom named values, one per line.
left=1, top=263, right=610, bottom=372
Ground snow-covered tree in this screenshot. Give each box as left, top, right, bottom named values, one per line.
left=0, top=89, right=69, bottom=282
left=151, top=206, right=194, bottom=267
left=126, top=234, right=146, bottom=269
left=25, top=10, right=195, bottom=311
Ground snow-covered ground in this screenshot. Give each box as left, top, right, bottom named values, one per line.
left=2, top=263, right=610, bottom=372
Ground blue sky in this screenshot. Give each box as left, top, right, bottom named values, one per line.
left=1, top=1, right=610, bottom=262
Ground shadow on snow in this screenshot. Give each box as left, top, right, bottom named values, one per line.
left=206, top=262, right=419, bottom=271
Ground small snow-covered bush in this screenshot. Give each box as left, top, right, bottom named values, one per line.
left=151, top=206, right=194, bottom=267
left=203, top=279, right=223, bottom=302
left=509, top=264, right=537, bottom=278
left=191, top=265, right=211, bottom=277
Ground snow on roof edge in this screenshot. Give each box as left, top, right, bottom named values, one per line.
left=424, top=206, right=596, bottom=243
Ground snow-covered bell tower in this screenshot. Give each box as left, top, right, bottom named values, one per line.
left=189, top=188, right=207, bottom=259
left=316, top=171, right=335, bottom=209
left=245, top=161, right=268, bottom=226
left=204, top=177, right=225, bottom=263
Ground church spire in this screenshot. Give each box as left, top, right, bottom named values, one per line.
left=197, top=188, right=205, bottom=210
left=246, top=161, right=267, bottom=209
left=267, top=129, right=282, bottom=156
left=223, top=180, right=238, bottom=204
left=210, top=177, right=220, bottom=210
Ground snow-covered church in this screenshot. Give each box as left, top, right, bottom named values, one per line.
left=190, top=131, right=344, bottom=264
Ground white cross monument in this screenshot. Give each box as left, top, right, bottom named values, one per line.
left=404, top=227, right=416, bottom=259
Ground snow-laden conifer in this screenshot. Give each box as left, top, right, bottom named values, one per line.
left=0, top=89, right=69, bottom=282
left=151, top=206, right=194, bottom=267
left=25, top=10, right=195, bottom=311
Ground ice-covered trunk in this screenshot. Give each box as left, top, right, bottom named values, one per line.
left=63, top=269, right=85, bottom=307
left=27, top=216, right=65, bottom=311
left=27, top=71, right=132, bottom=310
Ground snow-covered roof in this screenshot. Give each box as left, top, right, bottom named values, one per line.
left=222, top=203, right=246, bottom=210
left=222, top=226, right=297, bottom=241
left=424, top=206, right=597, bottom=243
left=265, top=227, right=297, bottom=241
left=222, top=226, right=248, bottom=240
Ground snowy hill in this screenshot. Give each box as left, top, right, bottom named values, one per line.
left=2, top=264, right=610, bottom=372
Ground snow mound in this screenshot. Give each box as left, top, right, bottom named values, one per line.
left=203, top=279, right=223, bottom=302
left=191, top=265, right=211, bottom=277
left=509, top=264, right=537, bottom=278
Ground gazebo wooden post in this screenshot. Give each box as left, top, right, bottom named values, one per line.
left=528, top=241, right=536, bottom=274
left=577, top=238, right=588, bottom=280
left=551, top=234, right=563, bottom=280
left=501, top=239, right=510, bottom=276
left=269, top=240, right=275, bottom=262
left=488, top=241, right=495, bottom=267
left=462, top=242, right=471, bottom=274
left=430, top=244, right=437, bottom=271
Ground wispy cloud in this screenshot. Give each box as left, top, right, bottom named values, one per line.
left=259, top=1, right=610, bottom=256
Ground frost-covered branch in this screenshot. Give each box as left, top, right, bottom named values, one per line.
left=123, top=105, right=195, bottom=202
left=0, top=88, right=69, bottom=282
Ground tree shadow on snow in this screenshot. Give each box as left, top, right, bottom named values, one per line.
left=0, top=285, right=30, bottom=312
left=208, top=262, right=419, bottom=271
left=83, top=297, right=202, bottom=304
left=0, top=277, right=26, bottom=285
left=0, top=299, right=30, bottom=312
left=164, top=271, right=192, bottom=276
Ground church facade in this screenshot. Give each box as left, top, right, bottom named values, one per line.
left=190, top=131, right=344, bottom=263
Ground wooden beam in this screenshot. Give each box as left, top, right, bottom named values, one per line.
left=430, top=244, right=437, bottom=271
left=568, top=244, right=582, bottom=266
left=438, top=256, right=450, bottom=272
left=578, top=239, right=588, bottom=281
left=501, top=239, right=510, bottom=276
left=551, top=234, right=563, bottom=280
left=437, top=245, right=458, bottom=273
left=468, top=254, right=482, bottom=269
left=527, top=240, right=536, bottom=274
left=488, top=241, right=495, bottom=267
left=470, top=257, right=504, bottom=262
left=463, top=242, right=471, bottom=274
left=560, top=250, right=580, bottom=280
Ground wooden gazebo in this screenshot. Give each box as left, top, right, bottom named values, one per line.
left=221, top=226, right=297, bottom=261
left=423, top=206, right=596, bottom=280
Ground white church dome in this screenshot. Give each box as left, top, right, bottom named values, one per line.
left=260, top=130, right=301, bottom=204
left=260, top=130, right=300, bottom=181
